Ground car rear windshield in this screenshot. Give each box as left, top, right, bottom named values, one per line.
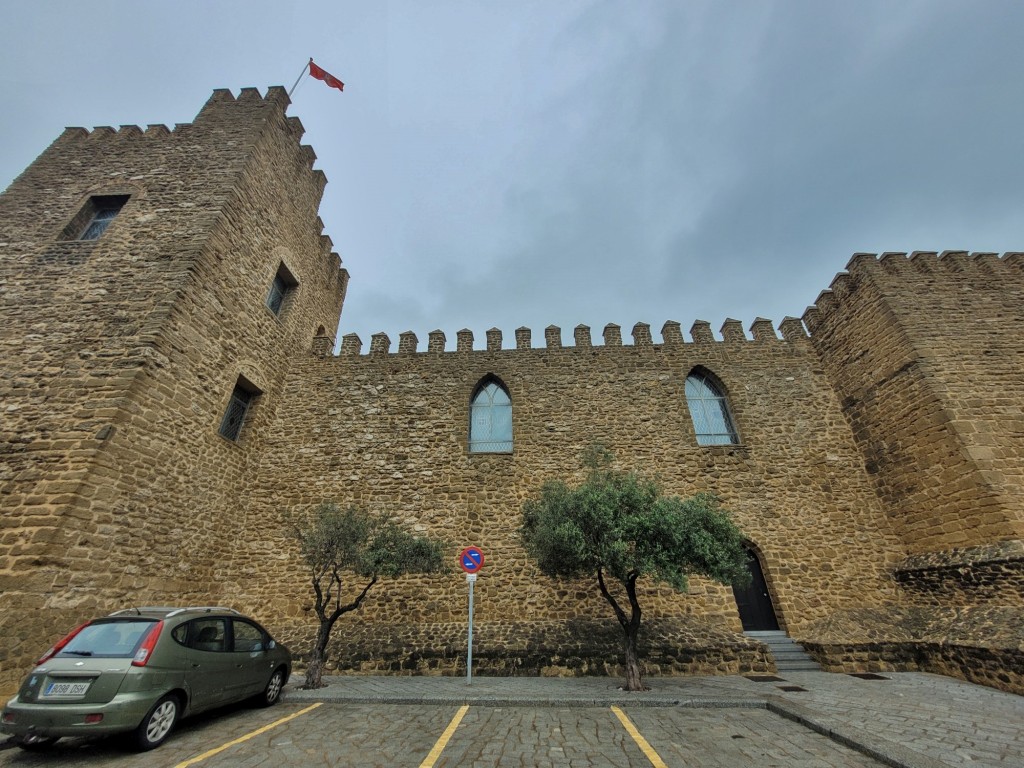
left=58, top=620, right=157, bottom=659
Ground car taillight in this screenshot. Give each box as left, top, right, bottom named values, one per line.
left=131, top=620, right=164, bottom=667
left=36, top=622, right=90, bottom=665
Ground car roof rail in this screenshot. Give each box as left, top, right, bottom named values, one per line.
left=108, top=606, right=178, bottom=616
left=165, top=606, right=242, bottom=617
left=108, top=606, right=242, bottom=618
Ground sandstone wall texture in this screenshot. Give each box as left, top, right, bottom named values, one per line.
left=0, top=88, right=346, bottom=691
left=231, top=319, right=905, bottom=675
left=804, top=252, right=1024, bottom=553
left=0, top=90, right=1021, bottom=695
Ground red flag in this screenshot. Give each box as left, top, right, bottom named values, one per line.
left=309, top=60, right=344, bottom=92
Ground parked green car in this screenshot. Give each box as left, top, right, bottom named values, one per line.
left=1, top=606, right=291, bottom=751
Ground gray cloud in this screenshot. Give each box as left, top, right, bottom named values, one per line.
left=3, top=1, right=1022, bottom=349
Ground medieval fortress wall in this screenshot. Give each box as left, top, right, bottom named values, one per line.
left=0, top=88, right=346, bottom=691
left=232, top=317, right=905, bottom=674
left=806, top=251, right=1024, bottom=555
left=0, top=89, right=1020, bottom=694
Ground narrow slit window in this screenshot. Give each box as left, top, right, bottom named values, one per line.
left=218, top=380, right=259, bottom=442
left=266, top=263, right=298, bottom=317
left=685, top=370, right=739, bottom=445
left=469, top=379, right=512, bottom=453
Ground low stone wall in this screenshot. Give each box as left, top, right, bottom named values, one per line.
left=805, top=641, right=1024, bottom=696
left=893, top=540, right=1024, bottom=606
left=800, top=603, right=1024, bottom=695
left=290, top=618, right=771, bottom=678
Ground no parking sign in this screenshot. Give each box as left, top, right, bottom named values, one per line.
left=459, top=546, right=484, bottom=574
left=459, top=546, right=484, bottom=683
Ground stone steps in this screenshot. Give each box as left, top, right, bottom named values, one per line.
left=746, top=629, right=822, bottom=672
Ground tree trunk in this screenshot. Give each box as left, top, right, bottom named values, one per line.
left=621, top=572, right=645, bottom=691
left=623, top=623, right=643, bottom=692
left=304, top=622, right=331, bottom=689
left=303, top=575, right=377, bottom=689
left=597, top=567, right=647, bottom=691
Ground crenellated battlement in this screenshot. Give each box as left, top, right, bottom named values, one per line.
left=338, top=316, right=803, bottom=356
left=52, top=87, right=325, bottom=181
left=56, top=123, right=176, bottom=140
left=337, top=249, right=1024, bottom=358
left=803, top=251, right=1024, bottom=334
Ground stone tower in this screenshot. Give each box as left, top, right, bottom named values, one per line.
left=0, top=87, right=347, bottom=692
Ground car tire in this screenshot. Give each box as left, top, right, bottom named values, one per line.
left=16, top=734, right=59, bottom=751
left=256, top=667, right=286, bottom=707
left=131, top=694, right=179, bottom=751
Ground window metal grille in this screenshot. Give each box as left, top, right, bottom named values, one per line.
left=266, top=274, right=287, bottom=315
left=685, top=371, right=738, bottom=445
left=79, top=196, right=128, bottom=240
left=218, top=386, right=254, bottom=441
left=469, top=381, right=512, bottom=453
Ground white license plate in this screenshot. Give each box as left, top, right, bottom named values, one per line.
left=43, top=681, right=91, bottom=697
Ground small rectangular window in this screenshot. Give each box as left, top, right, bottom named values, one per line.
left=218, top=381, right=258, bottom=441
left=60, top=195, right=130, bottom=242
left=266, top=263, right=298, bottom=317
left=80, top=196, right=129, bottom=240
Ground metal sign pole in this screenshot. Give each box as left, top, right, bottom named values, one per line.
left=458, top=546, right=484, bottom=686
left=466, top=572, right=476, bottom=684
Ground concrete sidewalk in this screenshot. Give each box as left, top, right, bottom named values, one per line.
left=285, top=670, right=1024, bottom=768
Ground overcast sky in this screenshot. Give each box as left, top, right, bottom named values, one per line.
left=3, top=1, right=1023, bottom=349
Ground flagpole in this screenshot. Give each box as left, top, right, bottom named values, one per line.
left=288, top=58, right=312, bottom=98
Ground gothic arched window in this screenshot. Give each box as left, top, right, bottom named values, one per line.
left=469, top=377, right=512, bottom=453
left=684, top=369, right=739, bottom=446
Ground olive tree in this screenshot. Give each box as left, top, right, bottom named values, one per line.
left=520, top=448, right=750, bottom=691
left=293, top=503, right=445, bottom=688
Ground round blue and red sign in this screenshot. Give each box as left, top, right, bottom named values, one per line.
left=459, top=546, right=485, bottom=574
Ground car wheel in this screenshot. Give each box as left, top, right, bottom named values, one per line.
left=16, top=733, right=59, bottom=751
left=132, top=694, right=179, bottom=751
left=257, top=667, right=286, bottom=707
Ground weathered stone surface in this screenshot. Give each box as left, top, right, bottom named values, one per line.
left=0, top=90, right=1021, bottom=698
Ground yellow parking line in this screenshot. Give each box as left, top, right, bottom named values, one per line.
left=174, top=702, right=322, bottom=768
left=610, top=705, right=669, bottom=768
left=418, top=704, right=470, bottom=768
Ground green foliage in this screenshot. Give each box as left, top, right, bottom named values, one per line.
left=292, top=503, right=447, bottom=689
left=521, top=460, right=750, bottom=592
left=522, top=447, right=750, bottom=691
left=296, top=503, right=446, bottom=581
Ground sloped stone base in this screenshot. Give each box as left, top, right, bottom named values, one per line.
left=298, top=617, right=770, bottom=678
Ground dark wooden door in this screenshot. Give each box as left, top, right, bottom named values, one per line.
left=732, top=548, right=779, bottom=631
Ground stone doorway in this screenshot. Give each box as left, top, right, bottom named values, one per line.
left=732, top=547, right=780, bottom=631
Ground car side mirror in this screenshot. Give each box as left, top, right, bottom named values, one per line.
left=267, top=640, right=276, bottom=650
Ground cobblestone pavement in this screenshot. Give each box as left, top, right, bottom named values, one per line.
left=0, top=671, right=1020, bottom=767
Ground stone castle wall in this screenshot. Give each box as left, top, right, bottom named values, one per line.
left=0, top=88, right=346, bottom=692
left=804, top=251, right=1024, bottom=554
left=227, top=318, right=905, bottom=671
left=801, top=251, right=1024, bottom=692
left=1, top=89, right=1022, bottom=693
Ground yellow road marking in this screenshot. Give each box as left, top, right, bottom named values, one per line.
left=611, top=705, right=669, bottom=768
left=174, top=702, right=322, bottom=768
left=418, top=704, right=470, bottom=768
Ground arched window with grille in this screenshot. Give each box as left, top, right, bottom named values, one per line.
left=469, top=377, right=512, bottom=453
left=684, top=369, right=739, bottom=445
